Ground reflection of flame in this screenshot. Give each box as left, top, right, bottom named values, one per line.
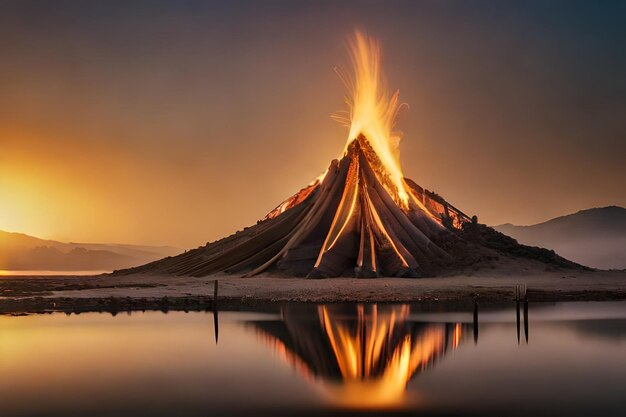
left=453, top=323, right=462, bottom=348
left=250, top=304, right=466, bottom=410
left=319, top=304, right=446, bottom=409
left=334, top=31, right=409, bottom=208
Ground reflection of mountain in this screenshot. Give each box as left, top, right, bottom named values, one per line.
left=249, top=304, right=467, bottom=408
left=0, top=230, right=180, bottom=271
left=494, top=206, right=626, bottom=269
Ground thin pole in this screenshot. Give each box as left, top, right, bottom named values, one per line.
left=473, top=299, right=479, bottom=345
left=516, top=300, right=521, bottom=344
left=213, top=309, right=219, bottom=344
left=213, top=280, right=219, bottom=344
left=524, top=298, right=529, bottom=344
left=214, top=280, right=219, bottom=307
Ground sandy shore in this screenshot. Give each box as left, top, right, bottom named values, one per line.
left=1, top=268, right=625, bottom=314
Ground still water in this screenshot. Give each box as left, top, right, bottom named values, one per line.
left=1, top=302, right=625, bottom=417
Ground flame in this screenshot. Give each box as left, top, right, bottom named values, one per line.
left=336, top=31, right=409, bottom=208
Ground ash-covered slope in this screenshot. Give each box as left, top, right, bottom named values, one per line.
left=117, top=137, right=582, bottom=278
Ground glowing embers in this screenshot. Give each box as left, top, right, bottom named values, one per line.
left=266, top=181, right=320, bottom=220
left=249, top=304, right=467, bottom=410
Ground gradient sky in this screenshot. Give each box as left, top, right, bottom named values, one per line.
left=1, top=0, right=625, bottom=247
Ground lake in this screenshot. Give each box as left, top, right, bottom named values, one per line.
left=1, top=301, right=625, bottom=416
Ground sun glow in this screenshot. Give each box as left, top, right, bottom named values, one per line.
left=335, top=31, right=409, bottom=208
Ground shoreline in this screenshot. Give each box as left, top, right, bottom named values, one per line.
left=2, top=290, right=625, bottom=317
left=1, top=269, right=625, bottom=315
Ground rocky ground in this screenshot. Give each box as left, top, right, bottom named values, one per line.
left=1, top=265, right=625, bottom=315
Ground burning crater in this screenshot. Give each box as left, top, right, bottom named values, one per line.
left=120, top=31, right=582, bottom=278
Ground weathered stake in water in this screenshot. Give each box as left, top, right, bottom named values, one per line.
left=213, top=280, right=219, bottom=344
left=473, top=299, right=479, bottom=344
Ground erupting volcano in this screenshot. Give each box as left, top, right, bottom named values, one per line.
left=120, top=31, right=581, bottom=278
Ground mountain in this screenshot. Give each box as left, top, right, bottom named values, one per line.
left=120, top=137, right=581, bottom=278
left=494, top=206, right=626, bottom=270
left=116, top=32, right=584, bottom=278
left=0, top=230, right=181, bottom=272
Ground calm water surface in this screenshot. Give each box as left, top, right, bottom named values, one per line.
left=1, top=301, right=625, bottom=417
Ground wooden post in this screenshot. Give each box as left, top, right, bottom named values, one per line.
left=213, top=280, right=219, bottom=344
left=213, top=309, right=219, bottom=344
left=516, top=300, right=521, bottom=344
left=473, top=299, right=479, bottom=345
left=213, top=280, right=219, bottom=308
left=524, top=298, right=529, bottom=344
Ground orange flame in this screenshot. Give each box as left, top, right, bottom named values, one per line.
left=335, top=30, right=409, bottom=208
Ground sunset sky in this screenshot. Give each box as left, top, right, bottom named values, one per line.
left=1, top=0, right=624, bottom=248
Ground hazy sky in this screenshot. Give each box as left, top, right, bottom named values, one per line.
left=1, top=0, right=624, bottom=247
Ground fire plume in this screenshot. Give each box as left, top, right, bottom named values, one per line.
left=336, top=30, right=409, bottom=208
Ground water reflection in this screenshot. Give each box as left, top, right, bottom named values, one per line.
left=2, top=302, right=626, bottom=417
left=213, top=309, right=219, bottom=344
left=249, top=304, right=470, bottom=409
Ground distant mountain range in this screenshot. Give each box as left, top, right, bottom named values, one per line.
left=494, top=206, right=626, bottom=270
left=0, top=230, right=181, bottom=272
left=3, top=206, right=624, bottom=273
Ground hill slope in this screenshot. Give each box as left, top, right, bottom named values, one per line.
left=494, top=206, right=626, bottom=270
left=0, top=230, right=180, bottom=272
